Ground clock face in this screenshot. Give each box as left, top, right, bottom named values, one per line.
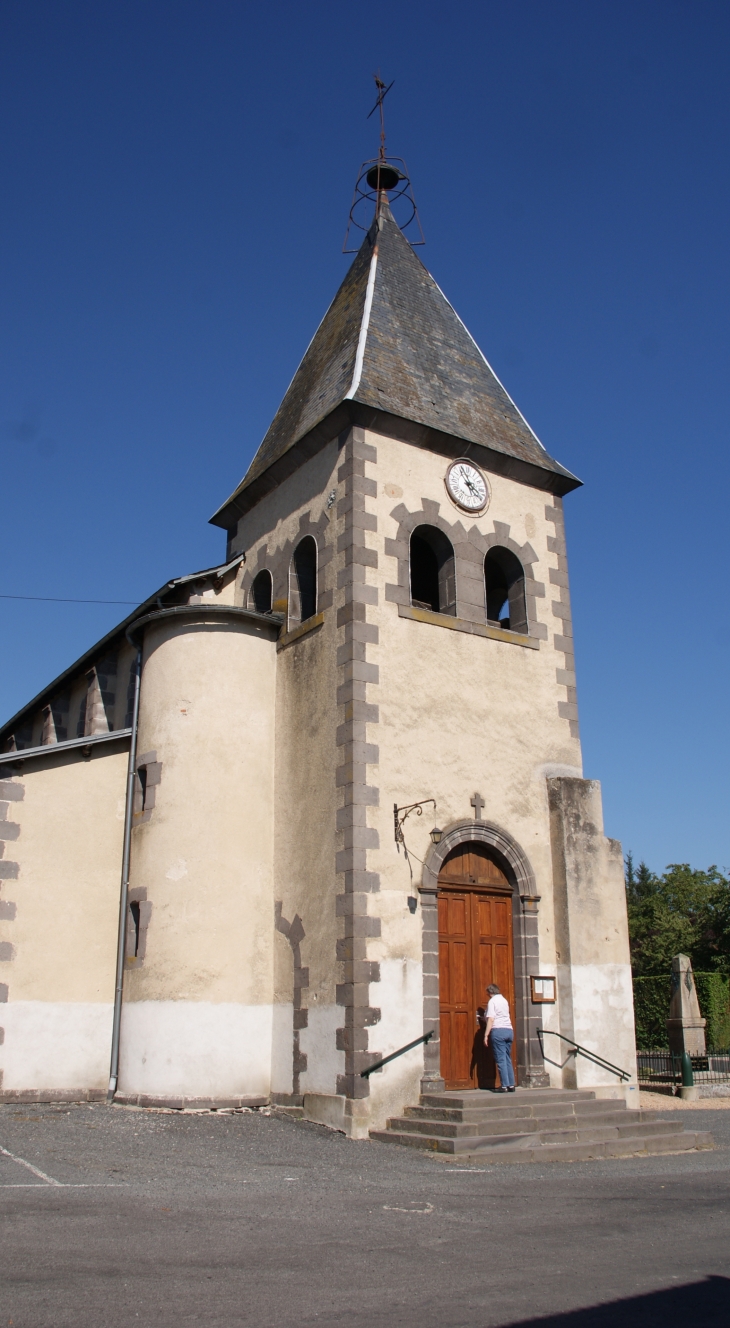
left=445, top=460, right=489, bottom=512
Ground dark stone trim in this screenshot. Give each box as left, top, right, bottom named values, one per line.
left=420, top=819, right=548, bottom=1089
left=421, top=820, right=538, bottom=896
left=385, top=503, right=544, bottom=635
left=112, top=1093, right=268, bottom=1110
left=0, top=782, right=24, bottom=800
left=125, top=886, right=152, bottom=967
left=275, top=902, right=309, bottom=1100
left=133, top=751, right=162, bottom=826
left=335, top=427, right=382, bottom=1098
left=0, top=1088, right=108, bottom=1104
left=242, top=544, right=277, bottom=611
left=545, top=501, right=580, bottom=740
left=238, top=510, right=333, bottom=629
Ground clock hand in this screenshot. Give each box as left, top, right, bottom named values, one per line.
left=457, top=466, right=479, bottom=493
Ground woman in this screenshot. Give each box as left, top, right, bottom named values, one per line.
left=483, top=983, right=515, bottom=1092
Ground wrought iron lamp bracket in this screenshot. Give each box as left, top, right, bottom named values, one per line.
left=393, top=798, right=436, bottom=850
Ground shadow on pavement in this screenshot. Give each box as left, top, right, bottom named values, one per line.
left=504, top=1276, right=729, bottom=1327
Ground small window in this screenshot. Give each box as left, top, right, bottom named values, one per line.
left=292, top=536, right=317, bottom=624
left=137, top=765, right=148, bottom=811
left=250, top=569, right=273, bottom=614
left=129, top=901, right=141, bottom=957
left=484, top=547, right=527, bottom=634
left=410, top=526, right=456, bottom=616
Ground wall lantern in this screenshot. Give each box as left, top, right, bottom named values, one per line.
left=430, top=826, right=443, bottom=845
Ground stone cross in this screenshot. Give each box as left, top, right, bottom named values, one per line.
left=470, top=792, right=484, bottom=820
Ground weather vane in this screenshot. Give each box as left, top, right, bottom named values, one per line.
left=366, top=74, right=395, bottom=164
left=342, top=75, right=425, bottom=252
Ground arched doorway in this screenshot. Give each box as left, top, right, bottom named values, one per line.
left=438, top=842, right=516, bottom=1090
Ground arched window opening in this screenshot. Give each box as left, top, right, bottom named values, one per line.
left=291, top=536, right=317, bottom=625
left=410, top=525, right=456, bottom=616
left=484, top=547, right=527, bottom=634
left=250, top=569, right=273, bottom=614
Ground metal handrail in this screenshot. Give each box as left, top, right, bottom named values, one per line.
left=360, top=1031, right=433, bottom=1079
left=537, top=1028, right=630, bottom=1083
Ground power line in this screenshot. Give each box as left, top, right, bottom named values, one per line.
left=0, top=594, right=139, bottom=605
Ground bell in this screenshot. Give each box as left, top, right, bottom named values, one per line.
left=366, top=162, right=403, bottom=191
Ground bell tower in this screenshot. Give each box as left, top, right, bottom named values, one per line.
left=207, top=132, right=636, bottom=1132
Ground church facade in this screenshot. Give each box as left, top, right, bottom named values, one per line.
left=0, top=195, right=637, bottom=1134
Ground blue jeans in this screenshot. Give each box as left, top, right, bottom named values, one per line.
left=490, top=1028, right=515, bottom=1088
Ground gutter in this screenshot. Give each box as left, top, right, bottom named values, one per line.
left=0, top=728, right=132, bottom=766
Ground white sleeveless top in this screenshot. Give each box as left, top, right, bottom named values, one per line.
left=486, top=994, right=512, bottom=1030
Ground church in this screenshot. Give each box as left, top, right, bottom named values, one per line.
left=0, top=162, right=638, bottom=1136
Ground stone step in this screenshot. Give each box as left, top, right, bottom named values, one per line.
left=370, top=1128, right=526, bottom=1153
left=392, top=1109, right=635, bottom=1140
left=535, top=1119, right=677, bottom=1146
left=404, top=1100, right=630, bottom=1125
left=377, top=1117, right=676, bottom=1151
left=373, top=1087, right=714, bottom=1163
left=446, top=1131, right=715, bottom=1165
left=420, top=1089, right=597, bottom=1110
left=370, top=1125, right=713, bottom=1160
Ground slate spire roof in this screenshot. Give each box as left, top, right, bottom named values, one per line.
left=211, top=201, right=579, bottom=528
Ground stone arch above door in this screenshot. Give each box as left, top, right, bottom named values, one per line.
left=421, top=819, right=538, bottom=902
left=418, top=819, right=548, bottom=1092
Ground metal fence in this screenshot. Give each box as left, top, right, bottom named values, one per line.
left=637, top=1049, right=730, bottom=1087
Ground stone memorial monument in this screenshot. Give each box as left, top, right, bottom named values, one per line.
left=667, top=954, right=706, bottom=1057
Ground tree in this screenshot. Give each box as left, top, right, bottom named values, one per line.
left=626, top=855, right=730, bottom=979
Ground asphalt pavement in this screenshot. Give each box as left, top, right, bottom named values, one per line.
left=1, top=1101, right=729, bottom=1327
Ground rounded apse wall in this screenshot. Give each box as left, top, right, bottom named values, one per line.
left=118, top=610, right=278, bottom=1103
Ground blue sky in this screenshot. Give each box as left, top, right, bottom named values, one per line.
left=1, top=0, right=728, bottom=872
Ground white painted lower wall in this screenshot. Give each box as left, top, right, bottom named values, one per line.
left=560, top=962, right=638, bottom=1087
left=299, top=1004, right=343, bottom=1095
left=271, top=1002, right=294, bottom=1095
left=365, top=957, right=424, bottom=1133
left=0, top=1001, right=113, bottom=1093
left=118, top=1001, right=273, bottom=1099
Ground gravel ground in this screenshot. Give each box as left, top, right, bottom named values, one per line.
left=639, top=1090, right=730, bottom=1109
left=0, top=1100, right=729, bottom=1327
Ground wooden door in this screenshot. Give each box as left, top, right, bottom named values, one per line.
left=438, top=844, right=516, bottom=1090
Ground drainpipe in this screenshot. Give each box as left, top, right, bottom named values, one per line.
left=107, top=645, right=142, bottom=1100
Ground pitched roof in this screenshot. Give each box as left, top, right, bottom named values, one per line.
left=211, top=203, right=579, bottom=527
